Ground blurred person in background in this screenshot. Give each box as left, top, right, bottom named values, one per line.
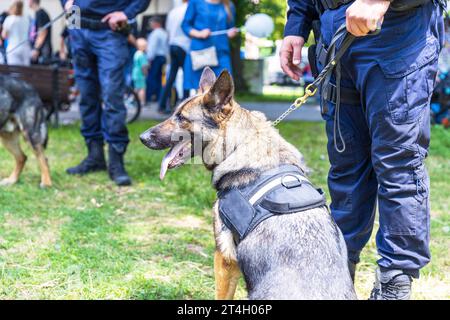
left=181, top=0, right=238, bottom=92
left=2, top=1, right=30, bottom=66
left=124, top=21, right=139, bottom=88
left=29, top=0, right=52, bottom=64
left=59, top=26, right=71, bottom=63
left=158, top=0, right=190, bottom=113
left=61, top=0, right=150, bottom=186
left=146, top=16, right=168, bottom=109
left=132, top=38, right=149, bottom=106
left=0, top=10, right=9, bottom=64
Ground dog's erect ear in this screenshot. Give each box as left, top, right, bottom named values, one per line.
left=204, top=70, right=234, bottom=110
left=199, top=67, right=217, bottom=93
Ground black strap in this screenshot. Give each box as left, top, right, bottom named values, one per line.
left=80, top=17, right=110, bottom=30
left=324, top=83, right=360, bottom=105
left=328, top=25, right=359, bottom=152
left=316, top=37, right=328, bottom=66
left=319, top=0, right=354, bottom=10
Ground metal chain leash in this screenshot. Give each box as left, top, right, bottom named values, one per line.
left=272, top=83, right=318, bottom=127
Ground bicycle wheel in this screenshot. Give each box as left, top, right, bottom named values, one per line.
left=124, top=87, right=142, bottom=124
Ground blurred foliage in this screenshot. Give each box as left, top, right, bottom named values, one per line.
left=230, top=0, right=287, bottom=91
left=233, top=0, right=287, bottom=41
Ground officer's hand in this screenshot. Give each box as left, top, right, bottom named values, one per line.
left=280, top=36, right=305, bottom=81
left=346, top=0, right=389, bottom=36
left=102, top=11, right=128, bottom=31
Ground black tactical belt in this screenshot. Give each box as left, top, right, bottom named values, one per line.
left=80, top=17, right=109, bottom=30
left=318, top=0, right=353, bottom=11
left=315, top=0, right=435, bottom=12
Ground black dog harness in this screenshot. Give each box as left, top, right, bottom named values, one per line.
left=218, top=165, right=327, bottom=243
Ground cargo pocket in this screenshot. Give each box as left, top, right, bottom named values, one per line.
left=378, top=36, right=439, bottom=125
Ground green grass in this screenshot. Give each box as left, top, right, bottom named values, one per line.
left=236, top=85, right=306, bottom=103
left=0, top=121, right=448, bottom=299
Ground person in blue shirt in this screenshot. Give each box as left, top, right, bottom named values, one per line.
left=181, top=0, right=238, bottom=92
left=61, top=0, right=150, bottom=186
left=281, top=0, right=443, bottom=300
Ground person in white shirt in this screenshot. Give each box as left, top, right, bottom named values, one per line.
left=158, top=0, right=191, bottom=113
left=146, top=16, right=169, bottom=109
left=2, top=1, right=31, bottom=66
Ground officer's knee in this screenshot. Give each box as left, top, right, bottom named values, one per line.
left=372, top=143, right=429, bottom=202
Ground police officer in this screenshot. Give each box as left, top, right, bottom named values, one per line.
left=281, top=0, right=444, bottom=299
left=62, top=0, right=150, bottom=186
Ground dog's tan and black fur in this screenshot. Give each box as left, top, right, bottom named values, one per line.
left=0, top=75, right=51, bottom=188
left=140, top=68, right=356, bottom=299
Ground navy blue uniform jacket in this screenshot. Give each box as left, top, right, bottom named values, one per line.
left=284, top=0, right=319, bottom=39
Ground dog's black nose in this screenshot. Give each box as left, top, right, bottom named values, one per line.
left=140, top=130, right=156, bottom=148
left=139, top=134, right=147, bottom=145
left=140, top=130, right=150, bottom=142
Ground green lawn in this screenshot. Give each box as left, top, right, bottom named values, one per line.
left=0, top=121, right=448, bottom=299
left=236, top=85, right=305, bottom=103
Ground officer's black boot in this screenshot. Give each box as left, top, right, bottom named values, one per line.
left=369, top=268, right=412, bottom=300
left=66, top=140, right=107, bottom=175
left=348, top=261, right=356, bottom=283
left=108, top=146, right=132, bottom=186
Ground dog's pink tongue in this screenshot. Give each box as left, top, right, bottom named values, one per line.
left=159, top=142, right=186, bottom=180
left=160, top=154, right=171, bottom=181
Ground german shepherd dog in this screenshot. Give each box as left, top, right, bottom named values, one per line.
left=0, top=75, right=51, bottom=188
left=140, top=68, right=356, bottom=300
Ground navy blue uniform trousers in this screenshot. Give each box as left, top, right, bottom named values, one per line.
left=70, top=28, right=130, bottom=153
left=317, top=2, right=444, bottom=276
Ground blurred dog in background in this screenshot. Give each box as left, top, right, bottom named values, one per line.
left=0, top=75, right=51, bottom=187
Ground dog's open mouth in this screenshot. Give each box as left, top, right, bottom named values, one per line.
left=160, top=140, right=192, bottom=180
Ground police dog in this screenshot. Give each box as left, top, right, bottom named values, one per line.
left=140, top=68, right=356, bottom=300
left=0, top=75, right=51, bottom=188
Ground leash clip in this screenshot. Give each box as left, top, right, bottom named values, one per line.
left=294, top=84, right=317, bottom=107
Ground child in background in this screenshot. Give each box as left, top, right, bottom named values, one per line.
left=132, top=38, right=149, bottom=106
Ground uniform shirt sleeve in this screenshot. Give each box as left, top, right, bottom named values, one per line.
left=181, top=0, right=196, bottom=37
left=123, top=0, right=151, bottom=20
left=284, top=0, right=319, bottom=40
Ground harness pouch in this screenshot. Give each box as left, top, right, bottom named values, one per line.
left=259, top=182, right=326, bottom=214
left=218, top=189, right=255, bottom=240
